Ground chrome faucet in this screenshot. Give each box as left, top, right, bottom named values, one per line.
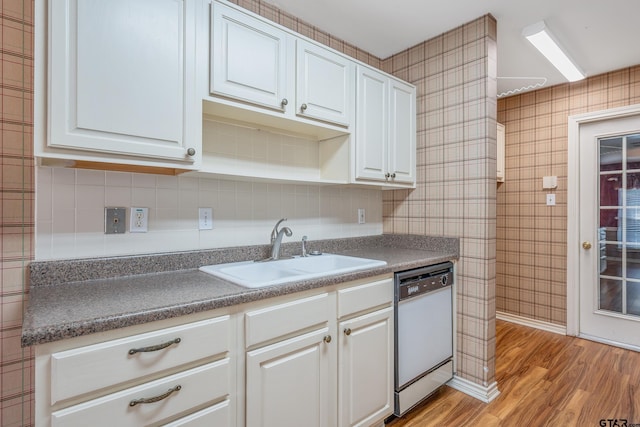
left=270, top=218, right=293, bottom=260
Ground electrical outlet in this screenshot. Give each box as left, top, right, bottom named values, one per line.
left=357, top=208, right=366, bottom=224
left=105, top=207, right=126, bottom=234
left=130, top=207, right=149, bottom=233
left=199, top=207, right=213, bottom=230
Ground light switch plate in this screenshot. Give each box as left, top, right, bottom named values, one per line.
left=105, top=207, right=126, bottom=234
left=199, top=208, right=213, bottom=230
left=546, top=194, right=556, bottom=206
left=357, top=208, right=365, bottom=224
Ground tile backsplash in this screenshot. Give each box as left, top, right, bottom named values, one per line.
left=35, top=164, right=382, bottom=260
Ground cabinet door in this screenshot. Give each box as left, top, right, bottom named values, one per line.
left=47, top=0, right=198, bottom=164
left=388, top=80, right=416, bottom=185
left=246, top=328, right=333, bottom=427
left=296, top=40, right=353, bottom=127
left=355, top=66, right=388, bottom=181
left=211, top=2, right=290, bottom=111
left=338, top=307, right=393, bottom=427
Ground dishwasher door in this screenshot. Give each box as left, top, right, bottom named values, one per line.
left=396, top=285, right=453, bottom=389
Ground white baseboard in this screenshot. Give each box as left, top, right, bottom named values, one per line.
left=447, top=376, right=500, bottom=403
left=496, top=311, right=567, bottom=335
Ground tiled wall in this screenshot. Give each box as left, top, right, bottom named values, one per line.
left=36, top=162, right=382, bottom=260
left=381, top=16, right=498, bottom=387
left=1, top=1, right=35, bottom=425
left=496, top=66, right=640, bottom=325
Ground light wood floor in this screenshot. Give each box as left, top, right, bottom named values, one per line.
left=388, top=320, right=640, bottom=426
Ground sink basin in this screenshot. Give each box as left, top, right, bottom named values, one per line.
left=199, top=253, right=387, bottom=288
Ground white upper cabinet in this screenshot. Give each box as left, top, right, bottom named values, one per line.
left=210, top=3, right=290, bottom=111
left=355, top=65, right=416, bottom=187
left=389, top=79, right=417, bottom=185
left=208, top=1, right=353, bottom=133
left=296, top=40, right=353, bottom=127
left=37, top=0, right=201, bottom=169
left=355, top=67, right=388, bottom=181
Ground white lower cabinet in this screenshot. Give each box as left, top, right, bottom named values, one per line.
left=35, top=313, right=235, bottom=427
left=338, top=307, right=394, bottom=427
left=35, top=276, right=394, bottom=427
left=163, top=400, right=231, bottom=426
left=51, top=360, right=230, bottom=427
left=244, top=276, right=394, bottom=427
left=246, top=328, right=333, bottom=427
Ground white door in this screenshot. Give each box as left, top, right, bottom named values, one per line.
left=388, top=80, right=416, bottom=185
left=48, top=0, right=198, bottom=163
left=211, top=2, right=290, bottom=111
left=245, top=328, right=333, bottom=427
left=355, top=66, right=388, bottom=182
left=577, top=110, right=640, bottom=350
left=296, top=40, right=353, bottom=127
left=338, top=307, right=393, bottom=427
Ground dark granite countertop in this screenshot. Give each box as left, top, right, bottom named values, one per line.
left=22, top=234, right=458, bottom=347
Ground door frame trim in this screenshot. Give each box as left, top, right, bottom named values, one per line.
left=567, top=103, right=640, bottom=336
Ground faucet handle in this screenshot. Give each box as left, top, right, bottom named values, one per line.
left=301, top=235, right=308, bottom=257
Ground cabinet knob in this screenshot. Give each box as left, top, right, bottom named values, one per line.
left=323, top=335, right=332, bottom=343
left=391, top=173, right=396, bottom=179
left=385, top=173, right=390, bottom=179
left=281, top=98, right=288, bottom=108
left=582, top=241, right=592, bottom=250
left=300, top=103, right=308, bottom=112
left=344, top=328, right=352, bottom=336
left=186, top=147, right=196, bottom=156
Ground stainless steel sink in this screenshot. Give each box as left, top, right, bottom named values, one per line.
left=199, top=253, right=387, bottom=288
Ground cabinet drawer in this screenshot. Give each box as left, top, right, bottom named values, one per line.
left=52, top=359, right=230, bottom=427
left=163, top=399, right=231, bottom=426
left=337, top=278, right=393, bottom=318
left=245, top=293, right=329, bottom=348
left=51, top=316, right=230, bottom=404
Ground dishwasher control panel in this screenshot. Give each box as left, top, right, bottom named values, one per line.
left=396, top=262, right=453, bottom=301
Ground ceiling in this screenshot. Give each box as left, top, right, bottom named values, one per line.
left=262, top=0, right=640, bottom=97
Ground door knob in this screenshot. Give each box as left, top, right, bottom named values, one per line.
left=582, top=241, right=592, bottom=250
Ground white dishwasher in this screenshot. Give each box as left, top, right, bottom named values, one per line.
left=393, top=262, right=454, bottom=417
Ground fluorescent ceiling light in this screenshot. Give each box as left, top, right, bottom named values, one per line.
left=523, top=21, right=585, bottom=82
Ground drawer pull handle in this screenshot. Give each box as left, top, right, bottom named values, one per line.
left=129, top=385, right=181, bottom=407
left=128, top=338, right=181, bottom=355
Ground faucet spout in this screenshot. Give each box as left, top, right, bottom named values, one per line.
left=271, top=226, right=292, bottom=260
left=271, top=218, right=288, bottom=244
left=269, top=218, right=293, bottom=260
